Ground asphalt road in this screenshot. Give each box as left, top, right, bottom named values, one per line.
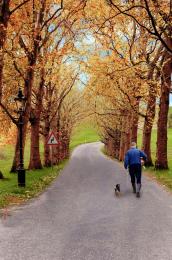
left=1, top=142, right=172, bottom=260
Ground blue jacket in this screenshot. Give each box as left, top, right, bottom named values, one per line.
left=124, top=148, right=147, bottom=169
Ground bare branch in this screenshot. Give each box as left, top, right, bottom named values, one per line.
left=143, top=0, right=172, bottom=54
left=41, top=0, right=64, bottom=30
left=13, top=61, right=26, bottom=82
left=107, top=0, right=172, bottom=54
left=19, top=36, right=31, bottom=58
left=0, top=102, right=17, bottom=125
left=10, top=0, right=31, bottom=15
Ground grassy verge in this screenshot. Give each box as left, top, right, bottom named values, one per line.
left=0, top=123, right=100, bottom=209
left=0, top=164, right=65, bottom=208
left=143, top=168, right=172, bottom=192
left=137, top=128, right=172, bottom=191
left=70, top=123, right=100, bottom=151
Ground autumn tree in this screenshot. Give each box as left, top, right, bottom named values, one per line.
left=83, top=0, right=172, bottom=168
left=0, top=0, right=87, bottom=171
left=106, top=0, right=172, bottom=168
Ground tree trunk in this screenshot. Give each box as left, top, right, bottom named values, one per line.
left=142, top=45, right=164, bottom=166
left=44, top=117, right=51, bottom=167
left=10, top=123, right=27, bottom=172
left=155, top=53, right=172, bottom=169
left=119, top=128, right=126, bottom=161
left=119, top=131, right=126, bottom=161
left=131, top=109, right=139, bottom=143
left=29, top=120, right=42, bottom=169
left=125, top=113, right=133, bottom=152
left=114, top=129, right=121, bottom=159
left=109, top=137, right=115, bottom=157
left=28, top=68, right=45, bottom=169
left=43, top=85, right=53, bottom=167
left=142, top=87, right=156, bottom=166
left=65, top=138, right=70, bottom=158
left=105, top=136, right=113, bottom=157
left=119, top=109, right=131, bottom=161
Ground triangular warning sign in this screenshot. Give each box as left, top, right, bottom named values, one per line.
left=47, top=131, right=58, bottom=145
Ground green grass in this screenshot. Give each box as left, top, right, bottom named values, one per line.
left=70, top=123, right=100, bottom=151
left=0, top=123, right=100, bottom=209
left=0, top=164, right=66, bottom=208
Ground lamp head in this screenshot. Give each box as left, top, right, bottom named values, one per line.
left=14, top=88, right=27, bottom=112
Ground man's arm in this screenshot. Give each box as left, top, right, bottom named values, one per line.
left=140, top=151, right=147, bottom=161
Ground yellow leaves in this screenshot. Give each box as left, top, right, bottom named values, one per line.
left=85, top=0, right=111, bottom=17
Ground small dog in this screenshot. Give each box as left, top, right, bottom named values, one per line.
left=114, top=184, right=120, bottom=197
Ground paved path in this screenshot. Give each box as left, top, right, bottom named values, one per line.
left=1, top=143, right=172, bottom=260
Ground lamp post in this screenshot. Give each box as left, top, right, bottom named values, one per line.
left=14, top=88, right=27, bottom=187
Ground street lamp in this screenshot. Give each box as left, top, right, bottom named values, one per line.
left=14, top=88, right=27, bottom=187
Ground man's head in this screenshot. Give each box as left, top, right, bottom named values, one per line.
left=131, top=142, right=136, bottom=148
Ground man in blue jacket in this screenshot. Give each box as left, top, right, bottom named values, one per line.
left=124, top=142, right=147, bottom=198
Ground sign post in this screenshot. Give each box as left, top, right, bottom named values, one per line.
left=46, top=131, right=58, bottom=169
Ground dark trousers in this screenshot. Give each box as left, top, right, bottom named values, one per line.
left=129, top=164, right=142, bottom=185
